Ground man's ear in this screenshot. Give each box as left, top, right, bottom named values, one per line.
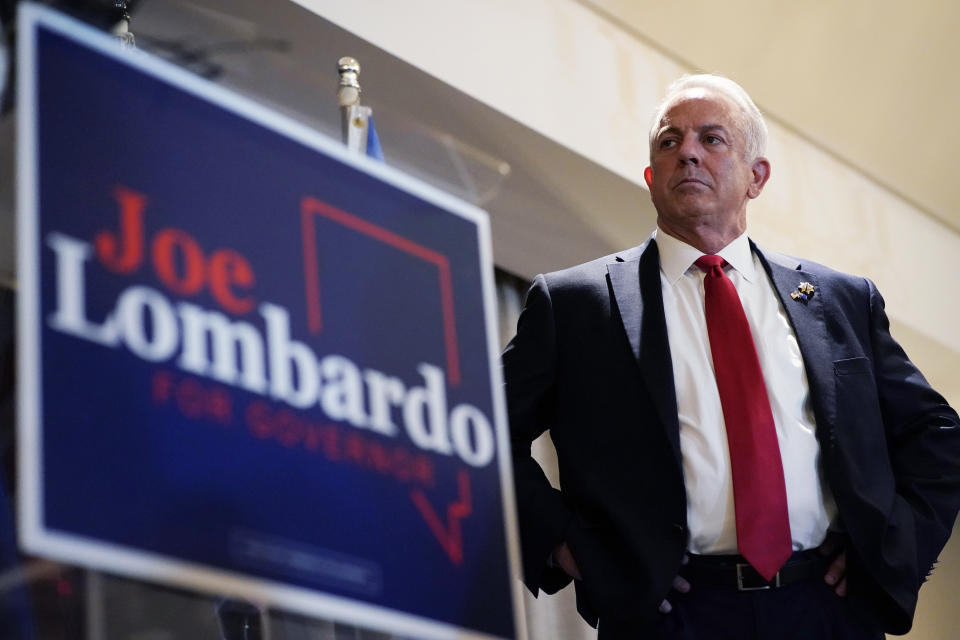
left=644, top=166, right=653, bottom=189
left=747, top=158, right=771, bottom=199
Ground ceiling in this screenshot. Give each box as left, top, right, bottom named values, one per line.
left=584, top=0, right=960, bottom=234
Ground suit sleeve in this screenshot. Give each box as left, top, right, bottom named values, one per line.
left=501, top=274, right=575, bottom=594
left=868, top=279, right=960, bottom=586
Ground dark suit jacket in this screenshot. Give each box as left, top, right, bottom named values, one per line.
left=503, top=238, right=960, bottom=634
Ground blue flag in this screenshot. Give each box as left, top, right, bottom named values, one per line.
left=366, top=115, right=384, bottom=161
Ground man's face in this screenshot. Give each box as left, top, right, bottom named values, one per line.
left=644, top=89, right=769, bottom=236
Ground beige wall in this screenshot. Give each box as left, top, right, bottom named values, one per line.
left=297, top=1, right=960, bottom=637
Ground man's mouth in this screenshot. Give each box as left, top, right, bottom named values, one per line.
left=674, top=177, right=707, bottom=188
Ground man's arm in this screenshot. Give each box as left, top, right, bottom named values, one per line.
left=502, top=275, right=576, bottom=594
left=827, top=278, right=960, bottom=634
left=867, top=279, right=960, bottom=583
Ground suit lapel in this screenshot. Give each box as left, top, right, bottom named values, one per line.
left=606, top=239, right=838, bottom=469
left=608, top=240, right=683, bottom=467
left=754, top=243, right=837, bottom=437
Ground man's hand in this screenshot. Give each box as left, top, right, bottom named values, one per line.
left=819, top=533, right=848, bottom=597
left=553, top=545, right=693, bottom=613
left=658, top=554, right=691, bottom=613
left=552, top=542, right=582, bottom=580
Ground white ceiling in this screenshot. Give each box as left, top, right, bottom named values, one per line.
left=586, top=0, right=960, bottom=233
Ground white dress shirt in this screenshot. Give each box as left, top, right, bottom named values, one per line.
left=654, top=229, right=837, bottom=554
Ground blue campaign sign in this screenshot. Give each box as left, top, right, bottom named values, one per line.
left=16, top=5, right=522, bottom=639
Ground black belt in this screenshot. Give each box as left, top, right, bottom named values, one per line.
left=681, top=550, right=824, bottom=591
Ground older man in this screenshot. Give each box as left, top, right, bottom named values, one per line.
left=503, top=74, right=960, bottom=639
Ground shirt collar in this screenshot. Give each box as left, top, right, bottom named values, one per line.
left=653, top=228, right=757, bottom=285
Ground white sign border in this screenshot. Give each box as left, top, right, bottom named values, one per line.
left=16, top=4, right=526, bottom=640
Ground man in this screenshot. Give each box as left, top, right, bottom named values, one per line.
left=503, top=74, right=960, bottom=639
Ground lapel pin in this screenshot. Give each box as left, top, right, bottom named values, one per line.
left=790, top=281, right=815, bottom=302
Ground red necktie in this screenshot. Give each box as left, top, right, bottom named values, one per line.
left=695, top=255, right=792, bottom=581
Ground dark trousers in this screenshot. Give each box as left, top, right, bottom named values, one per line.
left=597, top=580, right=885, bottom=640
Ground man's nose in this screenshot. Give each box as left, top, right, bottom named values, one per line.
left=678, top=137, right=701, bottom=165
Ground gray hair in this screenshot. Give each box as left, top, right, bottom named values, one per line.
left=648, top=74, right=768, bottom=162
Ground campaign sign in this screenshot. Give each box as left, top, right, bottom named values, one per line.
left=16, top=5, right=522, bottom=639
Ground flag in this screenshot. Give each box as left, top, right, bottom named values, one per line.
left=366, top=115, right=384, bottom=161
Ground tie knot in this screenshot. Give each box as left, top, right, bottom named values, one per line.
left=695, top=255, right=727, bottom=274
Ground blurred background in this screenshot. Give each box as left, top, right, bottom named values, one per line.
left=0, top=0, right=958, bottom=638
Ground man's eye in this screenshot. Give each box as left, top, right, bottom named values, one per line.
left=660, top=139, right=677, bottom=149
left=704, top=135, right=723, bottom=145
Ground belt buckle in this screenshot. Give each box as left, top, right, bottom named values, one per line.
left=736, top=563, right=780, bottom=591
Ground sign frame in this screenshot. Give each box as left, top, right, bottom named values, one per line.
left=16, top=4, right=525, bottom=639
